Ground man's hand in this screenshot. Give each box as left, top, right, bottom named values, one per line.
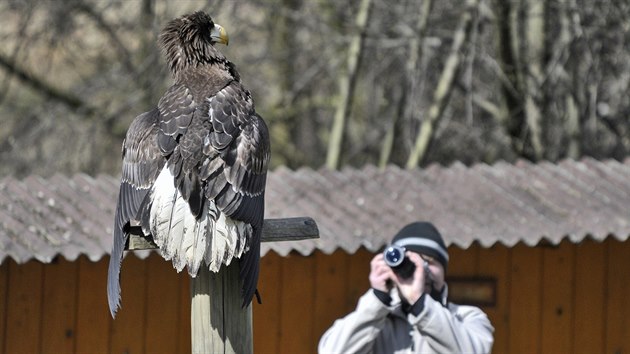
left=369, top=253, right=396, bottom=293
left=370, top=252, right=428, bottom=304
left=392, top=251, right=426, bottom=304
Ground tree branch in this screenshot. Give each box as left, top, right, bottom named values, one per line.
left=0, top=52, right=97, bottom=115
left=73, top=2, right=137, bottom=76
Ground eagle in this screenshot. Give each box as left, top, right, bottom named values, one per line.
left=107, top=11, right=270, bottom=318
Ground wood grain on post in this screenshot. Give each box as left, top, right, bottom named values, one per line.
left=191, top=262, right=252, bottom=354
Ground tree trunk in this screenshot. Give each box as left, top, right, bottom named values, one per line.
left=271, top=0, right=303, bottom=167
left=495, top=0, right=525, bottom=154
left=496, top=0, right=548, bottom=161
left=326, top=0, right=373, bottom=170
left=566, top=94, right=580, bottom=158
left=523, top=0, right=545, bottom=161
left=139, top=0, right=158, bottom=107
left=380, top=0, right=433, bottom=168
left=406, top=0, right=479, bottom=169
left=561, top=0, right=580, bottom=159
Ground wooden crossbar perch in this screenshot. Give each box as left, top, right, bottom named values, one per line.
left=124, top=217, right=319, bottom=354
left=125, top=217, right=318, bottom=250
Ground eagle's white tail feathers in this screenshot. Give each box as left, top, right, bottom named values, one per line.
left=149, top=166, right=252, bottom=277
left=207, top=215, right=227, bottom=272
left=168, top=195, right=188, bottom=269
left=150, top=167, right=178, bottom=254
left=185, top=201, right=211, bottom=275
left=206, top=212, right=252, bottom=272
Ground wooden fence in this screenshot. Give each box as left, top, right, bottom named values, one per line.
left=1, top=237, right=629, bottom=353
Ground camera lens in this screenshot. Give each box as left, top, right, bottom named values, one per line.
left=383, top=245, right=415, bottom=279
left=384, top=246, right=405, bottom=267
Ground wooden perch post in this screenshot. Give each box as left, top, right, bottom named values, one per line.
left=126, top=217, right=319, bottom=354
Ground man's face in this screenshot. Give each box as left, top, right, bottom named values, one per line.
left=419, top=253, right=446, bottom=292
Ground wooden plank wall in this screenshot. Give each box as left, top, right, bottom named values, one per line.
left=0, top=238, right=629, bottom=354
left=0, top=254, right=192, bottom=354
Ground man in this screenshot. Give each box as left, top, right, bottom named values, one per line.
left=318, top=222, right=494, bottom=354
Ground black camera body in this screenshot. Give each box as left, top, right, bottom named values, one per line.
left=383, top=245, right=433, bottom=285
left=383, top=245, right=416, bottom=279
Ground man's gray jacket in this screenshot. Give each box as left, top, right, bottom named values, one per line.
left=318, top=289, right=494, bottom=354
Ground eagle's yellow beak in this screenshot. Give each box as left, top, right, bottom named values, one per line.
left=210, top=24, right=229, bottom=46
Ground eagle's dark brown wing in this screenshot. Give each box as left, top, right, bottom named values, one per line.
left=201, top=81, right=270, bottom=305
left=114, top=81, right=269, bottom=311
left=107, top=108, right=164, bottom=317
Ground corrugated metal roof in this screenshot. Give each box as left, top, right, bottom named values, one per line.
left=0, top=157, right=629, bottom=263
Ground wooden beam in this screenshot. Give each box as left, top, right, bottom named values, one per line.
left=125, top=217, right=319, bottom=250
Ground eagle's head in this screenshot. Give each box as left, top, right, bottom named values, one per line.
left=159, top=11, right=229, bottom=74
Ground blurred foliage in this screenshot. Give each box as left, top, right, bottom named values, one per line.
left=0, top=0, right=628, bottom=177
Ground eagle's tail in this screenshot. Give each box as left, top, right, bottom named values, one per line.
left=202, top=210, right=250, bottom=273
left=149, top=165, right=250, bottom=276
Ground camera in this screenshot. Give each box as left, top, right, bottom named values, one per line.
left=383, top=245, right=416, bottom=279
left=383, top=245, right=433, bottom=285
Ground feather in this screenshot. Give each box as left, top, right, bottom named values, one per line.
left=186, top=201, right=210, bottom=273
left=166, top=195, right=188, bottom=270
left=108, top=108, right=164, bottom=318
left=150, top=166, right=178, bottom=252
left=207, top=213, right=227, bottom=272
left=172, top=195, right=195, bottom=272
left=107, top=207, right=126, bottom=317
